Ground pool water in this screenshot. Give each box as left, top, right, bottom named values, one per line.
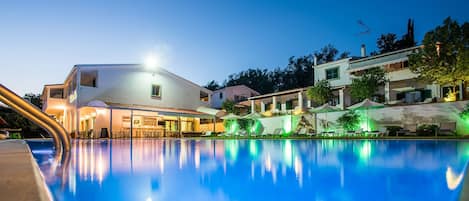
left=27, top=139, right=469, bottom=201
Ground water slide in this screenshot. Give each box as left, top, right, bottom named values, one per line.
left=0, top=84, right=70, bottom=154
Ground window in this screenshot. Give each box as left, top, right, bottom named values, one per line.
left=325, top=67, right=339, bottom=80
left=49, top=88, right=64, bottom=99
left=80, top=70, right=98, bottom=87
left=151, top=85, right=161, bottom=98
left=200, top=91, right=209, bottom=102
left=219, top=92, right=223, bottom=99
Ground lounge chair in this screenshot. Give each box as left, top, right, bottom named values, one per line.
left=238, top=130, right=247, bottom=137
left=398, top=124, right=417, bottom=136
left=273, top=128, right=283, bottom=137
left=201, top=131, right=212, bottom=137
left=306, top=130, right=316, bottom=137
left=439, top=122, right=456, bottom=136
left=296, top=127, right=307, bottom=136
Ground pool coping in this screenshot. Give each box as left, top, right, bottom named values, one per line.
left=0, top=140, right=52, bottom=201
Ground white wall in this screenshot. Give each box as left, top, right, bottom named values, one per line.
left=211, top=85, right=259, bottom=108
left=76, top=66, right=211, bottom=110
left=314, top=59, right=352, bottom=87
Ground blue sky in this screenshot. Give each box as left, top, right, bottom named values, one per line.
left=1, top=0, right=467, bottom=95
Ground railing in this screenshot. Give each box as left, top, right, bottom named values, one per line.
left=0, top=84, right=70, bottom=155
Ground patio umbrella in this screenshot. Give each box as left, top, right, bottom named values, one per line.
left=242, top=112, right=263, bottom=119
left=309, top=103, right=340, bottom=131
left=221, top=113, right=241, bottom=120
left=347, top=98, right=385, bottom=131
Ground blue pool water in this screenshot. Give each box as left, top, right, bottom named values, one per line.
left=27, top=139, right=469, bottom=201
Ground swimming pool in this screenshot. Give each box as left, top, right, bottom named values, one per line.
left=27, top=139, right=469, bottom=201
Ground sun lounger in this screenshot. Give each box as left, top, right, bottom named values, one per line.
left=306, top=131, right=316, bottom=137
left=201, top=131, right=212, bottom=137
left=296, top=128, right=307, bottom=135
left=439, top=122, right=456, bottom=135
left=273, top=128, right=283, bottom=137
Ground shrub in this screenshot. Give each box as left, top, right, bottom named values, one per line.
left=386, top=126, right=403, bottom=136
left=460, top=103, right=469, bottom=121
left=337, top=110, right=360, bottom=131
left=417, top=124, right=439, bottom=136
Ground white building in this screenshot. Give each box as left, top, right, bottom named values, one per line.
left=210, top=85, right=259, bottom=109
left=42, top=64, right=220, bottom=138
left=313, top=46, right=466, bottom=108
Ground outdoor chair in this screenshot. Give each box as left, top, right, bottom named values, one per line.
left=439, top=122, right=456, bottom=135
left=273, top=128, right=283, bottom=137
left=306, top=130, right=316, bottom=137
left=399, top=124, right=417, bottom=136
left=201, top=131, right=212, bottom=137
left=238, top=130, right=247, bottom=137
left=296, top=128, right=307, bottom=136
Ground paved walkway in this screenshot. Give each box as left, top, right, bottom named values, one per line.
left=0, top=140, right=50, bottom=201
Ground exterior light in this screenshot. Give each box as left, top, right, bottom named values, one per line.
left=144, top=53, right=158, bottom=70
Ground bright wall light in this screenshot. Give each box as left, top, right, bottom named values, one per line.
left=144, top=52, right=159, bottom=70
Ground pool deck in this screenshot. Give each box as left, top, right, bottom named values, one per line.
left=0, top=140, right=51, bottom=201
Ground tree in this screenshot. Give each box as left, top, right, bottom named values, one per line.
left=409, top=17, right=469, bottom=95
left=281, top=55, right=315, bottom=90
left=337, top=110, right=360, bottom=131
left=306, top=80, right=333, bottom=106
left=224, top=68, right=275, bottom=94
left=314, top=44, right=339, bottom=64
left=377, top=33, right=399, bottom=53
left=221, top=100, right=238, bottom=114
left=204, top=80, right=221, bottom=91
left=24, top=93, right=42, bottom=109
left=338, top=51, right=350, bottom=59
left=377, top=19, right=416, bottom=54
left=350, top=68, right=386, bottom=101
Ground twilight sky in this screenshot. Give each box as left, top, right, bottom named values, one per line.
left=0, top=0, right=468, bottom=95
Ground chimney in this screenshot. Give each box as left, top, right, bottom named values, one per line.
left=360, top=44, right=366, bottom=57
left=313, top=56, right=317, bottom=66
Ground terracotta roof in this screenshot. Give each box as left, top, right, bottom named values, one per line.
left=0, top=117, right=7, bottom=126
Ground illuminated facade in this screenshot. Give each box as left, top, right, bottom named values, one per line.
left=42, top=64, right=219, bottom=138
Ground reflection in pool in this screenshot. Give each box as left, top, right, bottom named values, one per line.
left=28, top=139, right=469, bottom=201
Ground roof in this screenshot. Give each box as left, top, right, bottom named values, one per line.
left=0, top=117, right=7, bottom=126
left=44, top=64, right=212, bottom=95
left=348, top=46, right=421, bottom=72
left=248, top=87, right=309, bottom=100
left=213, top=85, right=260, bottom=95
left=312, top=57, right=351, bottom=69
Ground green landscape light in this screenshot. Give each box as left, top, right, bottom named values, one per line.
left=359, top=141, right=372, bottom=162
left=283, top=140, right=293, bottom=167
left=225, top=140, right=239, bottom=161
left=249, top=140, right=258, bottom=157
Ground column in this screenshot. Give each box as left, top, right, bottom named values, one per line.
left=75, top=109, right=80, bottom=138
left=250, top=100, right=255, bottom=113
left=384, top=81, right=390, bottom=104
left=130, top=110, right=134, bottom=139
left=272, top=96, right=277, bottom=112
left=307, top=100, right=312, bottom=108
left=298, top=91, right=303, bottom=110
left=339, top=89, right=344, bottom=110
left=213, top=116, right=216, bottom=132
left=109, top=108, right=113, bottom=138
left=281, top=103, right=287, bottom=113
left=261, top=101, right=265, bottom=113
left=459, top=83, right=464, bottom=100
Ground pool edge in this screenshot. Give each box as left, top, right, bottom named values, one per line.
left=0, top=140, right=52, bottom=201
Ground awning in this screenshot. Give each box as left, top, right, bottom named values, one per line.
left=87, top=100, right=108, bottom=108
left=392, top=87, right=415, bottom=92
left=196, top=106, right=225, bottom=117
